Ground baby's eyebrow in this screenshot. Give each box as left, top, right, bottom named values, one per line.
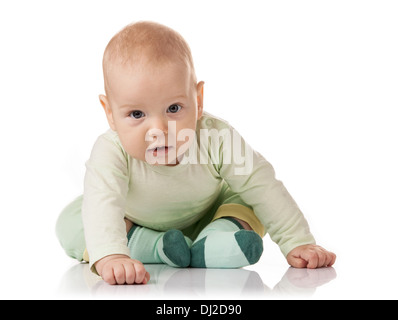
left=119, top=104, right=142, bottom=110
left=167, top=94, right=189, bottom=103
left=118, top=94, right=187, bottom=110
left=170, top=94, right=187, bottom=100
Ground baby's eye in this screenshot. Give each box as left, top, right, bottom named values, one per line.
left=167, top=104, right=182, bottom=114
left=129, top=110, right=145, bottom=119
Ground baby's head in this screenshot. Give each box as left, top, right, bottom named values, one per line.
left=100, top=21, right=204, bottom=165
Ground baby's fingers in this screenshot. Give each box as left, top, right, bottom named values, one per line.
left=113, top=264, right=128, bottom=284
left=132, top=260, right=150, bottom=284
left=306, top=249, right=336, bottom=268
left=325, top=251, right=337, bottom=267
left=305, top=251, right=319, bottom=269
left=315, top=248, right=336, bottom=268
left=317, top=250, right=327, bottom=268
left=124, top=262, right=136, bottom=284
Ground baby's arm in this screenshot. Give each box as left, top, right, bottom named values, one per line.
left=82, top=132, right=151, bottom=284
left=286, top=244, right=336, bottom=269
left=93, top=219, right=150, bottom=285
left=211, top=120, right=335, bottom=267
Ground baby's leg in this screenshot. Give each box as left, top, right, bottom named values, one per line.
left=233, top=217, right=252, bottom=231
left=190, top=204, right=265, bottom=268
left=56, top=195, right=86, bottom=261
left=127, top=224, right=192, bottom=268
left=56, top=196, right=191, bottom=267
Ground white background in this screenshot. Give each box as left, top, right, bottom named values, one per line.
left=0, top=0, right=397, bottom=299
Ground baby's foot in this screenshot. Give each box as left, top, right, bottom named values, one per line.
left=190, top=218, right=263, bottom=268
left=127, top=226, right=192, bottom=267
left=157, top=229, right=192, bottom=268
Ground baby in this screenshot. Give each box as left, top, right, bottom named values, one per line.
left=56, top=21, right=336, bottom=285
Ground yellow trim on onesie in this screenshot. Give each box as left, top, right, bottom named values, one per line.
left=212, top=204, right=266, bottom=238
left=83, top=249, right=90, bottom=262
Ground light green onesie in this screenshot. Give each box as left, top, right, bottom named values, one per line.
left=56, top=113, right=315, bottom=270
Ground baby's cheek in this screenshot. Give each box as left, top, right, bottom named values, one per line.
left=121, top=139, right=146, bottom=161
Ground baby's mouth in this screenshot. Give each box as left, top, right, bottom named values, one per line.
left=147, top=146, right=172, bottom=156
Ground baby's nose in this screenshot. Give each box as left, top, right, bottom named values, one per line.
left=149, top=118, right=168, bottom=134
left=146, top=118, right=170, bottom=141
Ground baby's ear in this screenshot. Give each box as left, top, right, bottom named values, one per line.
left=196, top=81, right=205, bottom=119
left=99, top=94, right=116, bottom=131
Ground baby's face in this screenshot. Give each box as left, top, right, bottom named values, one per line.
left=101, top=60, right=203, bottom=165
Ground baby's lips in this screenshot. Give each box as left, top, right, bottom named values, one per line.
left=146, top=145, right=173, bottom=152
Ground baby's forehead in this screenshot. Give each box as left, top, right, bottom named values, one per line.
left=103, top=21, right=194, bottom=76
left=106, top=46, right=188, bottom=73
left=104, top=51, right=193, bottom=93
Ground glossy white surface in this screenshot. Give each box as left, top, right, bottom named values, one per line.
left=58, top=263, right=337, bottom=299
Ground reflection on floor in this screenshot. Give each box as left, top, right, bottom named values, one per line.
left=58, top=263, right=337, bottom=299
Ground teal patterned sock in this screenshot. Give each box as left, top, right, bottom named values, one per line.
left=127, top=226, right=192, bottom=267
left=191, top=218, right=263, bottom=268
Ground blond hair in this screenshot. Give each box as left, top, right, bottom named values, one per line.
left=103, top=21, right=196, bottom=94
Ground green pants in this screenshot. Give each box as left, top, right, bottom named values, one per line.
left=56, top=195, right=86, bottom=261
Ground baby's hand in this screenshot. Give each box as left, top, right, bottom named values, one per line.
left=95, top=254, right=150, bottom=285
left=286, top=244, right=336, bottom=269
